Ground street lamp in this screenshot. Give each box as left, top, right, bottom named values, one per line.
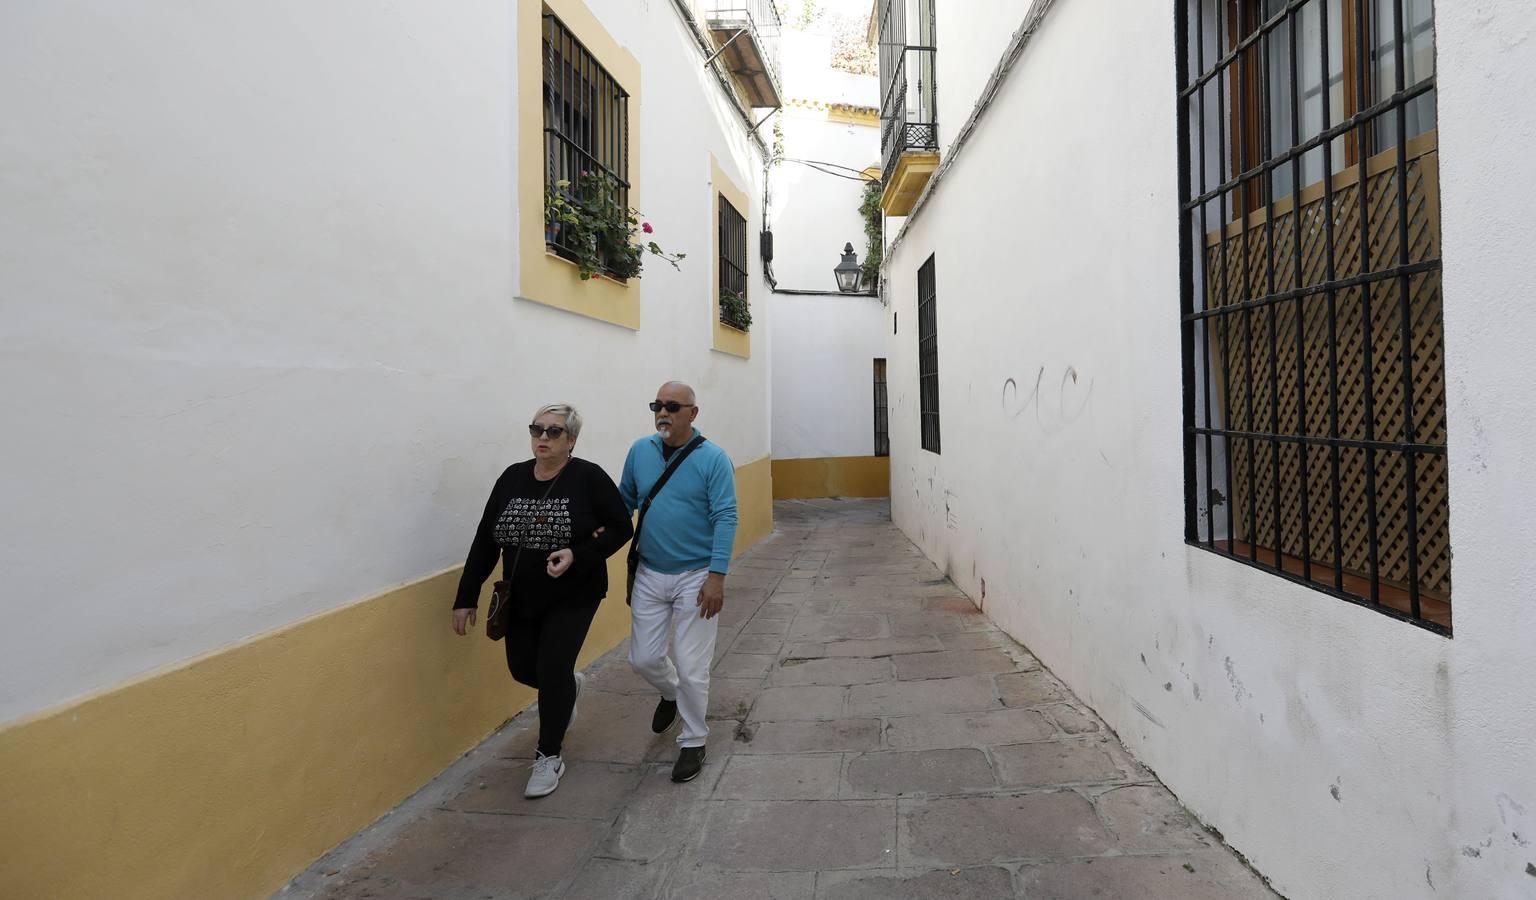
left=833, top=242, right=862, bottom=293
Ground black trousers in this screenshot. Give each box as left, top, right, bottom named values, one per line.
left=505, top=600, right=599, bottom=757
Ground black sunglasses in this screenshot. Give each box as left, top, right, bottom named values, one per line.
left=528, top=424, right=567, bottom=439
left=649, top=401, right=691, bottom=413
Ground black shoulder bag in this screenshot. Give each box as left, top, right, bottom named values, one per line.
left=626, top=435, right=707, bottom=606
left=486, top=464, right=567, bottom=641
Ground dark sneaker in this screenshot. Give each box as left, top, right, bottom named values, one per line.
left=651, top=697, right=678, bottom=734
left=671, top=746, right=706, bottom=783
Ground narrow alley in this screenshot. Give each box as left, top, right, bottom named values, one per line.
left=283, top=500, right=1275, bottom=899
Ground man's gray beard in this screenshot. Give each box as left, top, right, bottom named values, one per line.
left=656, top=422, right=672, bottom=440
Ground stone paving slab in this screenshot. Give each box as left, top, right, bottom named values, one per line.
left=281, top=499, right=1275, bottom=900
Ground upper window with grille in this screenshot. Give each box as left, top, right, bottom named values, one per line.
left=719, top=195, right=749, bottom=330
left=917, top=255, right=940, bottom=455
left=543, top=13, right=630, bottom=270
left=1177, top=0, right=1448, bottom=633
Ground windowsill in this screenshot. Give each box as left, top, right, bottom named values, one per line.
left=544, top=247, right=632, bottom=285
left=1211, top=539, right=1450, bottom=630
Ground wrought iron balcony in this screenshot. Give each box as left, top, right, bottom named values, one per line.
left=877, top=0, right=938, bottom=217
left=701, top=0, right=784, bottom=108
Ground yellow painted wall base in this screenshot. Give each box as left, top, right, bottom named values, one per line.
left=0, top=457, right=773, bottom=900
left=772, top=455, right=890, bottom=500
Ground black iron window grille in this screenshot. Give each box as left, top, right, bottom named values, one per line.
left=877, top=0, right=938, bottom=177
left=874, top=358, right=890, bottom=457
left=917, top=256, right=940, bottom=454
left=1176, top=0, right=1448, bottom=633
left=543, top=13, right=630, bottom=271
left=719, top=195, right=749, bottom=329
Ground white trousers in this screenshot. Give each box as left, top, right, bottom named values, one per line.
left=628, top=564, right=717, bottom=748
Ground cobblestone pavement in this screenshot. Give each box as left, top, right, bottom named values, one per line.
left=282, top=499, right=1277, bottom=899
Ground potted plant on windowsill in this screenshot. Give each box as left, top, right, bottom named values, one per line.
left=543, top=172, right=684, bottom=282
left=720, top=290, right=752, bottom=332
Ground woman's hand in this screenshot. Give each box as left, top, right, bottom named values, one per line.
left=452, top=608, right=476, bottom=636
left=546, top=548, right=575, bottom=578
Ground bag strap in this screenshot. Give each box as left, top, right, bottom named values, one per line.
left=632, top=434, right=707, bottom=557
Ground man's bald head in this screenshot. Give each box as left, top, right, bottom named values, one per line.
left=658, top=381, right=697, bottom=405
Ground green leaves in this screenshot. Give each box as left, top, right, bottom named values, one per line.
left=543, top=171, right=684, bottom=282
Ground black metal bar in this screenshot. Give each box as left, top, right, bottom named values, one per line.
left=1178, top=0, right=1199, bottom=545
left=1260, top=16, right=1285, bottom=570
left=1339, top=0, right=1380, bottom=607
left=1320, top=0, right=1347, bottom=592
left=1189, top=426, right=1445, bottom=455
left=1286, top=0, right=1312, bottom=582
left=1390, top=0, right=1422, bottom=619
left=1185, top=540, right=1450, bottom=637
left=1236, top=1, right=1259, bottom=563
left=1215, top=0, right=1237, bottom=553
left=1181, top=76, right=1435, bottom=210
left=1182, top=258, right=1439, bottom=321
left=1194, top=0, right=1217, bottom=549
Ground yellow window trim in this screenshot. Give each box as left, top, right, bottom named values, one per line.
left=711, top=154, right=752, bottom=359
left=517, top=0, right=643, bottom=329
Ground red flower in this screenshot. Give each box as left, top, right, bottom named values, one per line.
left=580, top=170, right=589, bottom=177
left=642, top=222, right=654, bottom=234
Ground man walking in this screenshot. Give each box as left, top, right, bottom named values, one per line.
left=620, top=381, right=737, bottom=783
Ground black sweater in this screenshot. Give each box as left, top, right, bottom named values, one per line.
left=453, top=457, right=634, bottom=610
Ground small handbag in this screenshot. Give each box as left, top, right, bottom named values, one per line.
left=626, top=435, right=707, bottom=605
left=486, top=464, right=567, bottom=641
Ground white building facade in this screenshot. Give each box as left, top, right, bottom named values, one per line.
left=0, top=1, right=778, bottom=897
left=878, top=0, right=1536, bottom=897
left=768, top=26, right=891, bottom=499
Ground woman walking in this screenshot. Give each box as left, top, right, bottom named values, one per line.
left=452, top=404, right=633, bottom=797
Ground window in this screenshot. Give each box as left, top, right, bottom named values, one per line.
left=1177, top=0, right=1448, bottom=633
left=874, top=358, right=890, bottom=457
left=543, top=13, right=630, bottom=272
left=917, top=256, right=940, bottom=454
left=718, top=195, right=749, bottom=329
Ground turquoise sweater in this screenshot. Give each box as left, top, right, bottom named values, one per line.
left=619, top=432, right=738, bottom=574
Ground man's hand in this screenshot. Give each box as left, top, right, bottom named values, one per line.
left=452, top=608, right=476, bottom=636
left=696, top=572, right=725, bottom=619
left=546, top=548, right=575, bottom=578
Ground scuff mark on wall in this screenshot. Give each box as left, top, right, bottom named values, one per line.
left=1131, top=697, right=1165, bottom=728
left=1224, top=656, right=1251, bottom=703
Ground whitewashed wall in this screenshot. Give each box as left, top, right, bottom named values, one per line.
left=882, top=0, right=1536, bottom=898
left=0, top=0, right=770, bottom=725
left=767, top=30, right=885, bottom=461
left=933, top=0, right=1033, bottom=158
left=771, top=293, right=888, bottom=459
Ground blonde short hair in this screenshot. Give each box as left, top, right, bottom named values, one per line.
left=532, top=403, right=582, bottom=439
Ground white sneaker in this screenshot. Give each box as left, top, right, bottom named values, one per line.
left=525, top=752, right=565, bottom=798
left=569, top=671, right=586, bottom=728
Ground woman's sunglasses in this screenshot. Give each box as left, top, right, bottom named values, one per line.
left=649, top=401, right=690, bottom=413
left=528, top=424, right=567, bottom=439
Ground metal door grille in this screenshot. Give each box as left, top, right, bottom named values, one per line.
left=1176, top=0, right=1449, bottom=634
